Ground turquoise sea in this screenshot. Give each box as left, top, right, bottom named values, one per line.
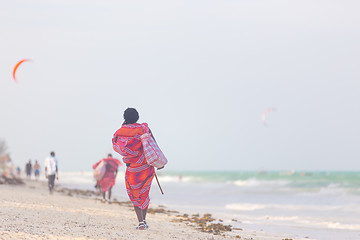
left=58, top=170, right=360, bottom=240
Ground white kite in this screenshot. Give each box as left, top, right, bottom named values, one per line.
left=262, top=107, right=276, bottom=126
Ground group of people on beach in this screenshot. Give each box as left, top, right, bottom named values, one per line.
left=22, top=153, right=59, bottom=194
left=17, top=108, right=160, bottom=230
left=22, top=160, right=41, bottom=180
left=92, top=108, right=164, bottom=230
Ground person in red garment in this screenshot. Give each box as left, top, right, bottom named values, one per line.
left=112, top=108, right=163, bottom=230
left=92, top=154, right=122, bottom=203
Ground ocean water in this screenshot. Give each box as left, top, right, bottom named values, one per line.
left=57, top=170, right=360, bottom=240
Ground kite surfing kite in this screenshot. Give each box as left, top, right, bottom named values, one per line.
left=262, top=107, right=276, bottom=126
left=13, top=59, right=31, bottom=83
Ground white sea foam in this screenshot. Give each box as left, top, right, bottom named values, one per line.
left=225, top=203, right=344, bottom=212
left=232, top=178, right=290, bottom=188
left=225, top=203, right=267, bottom=211
left=157, top=175, right=200, bottom=183
left=318, top=184, right=348, bottom=196
left=322, top=221, right=360, bottom=231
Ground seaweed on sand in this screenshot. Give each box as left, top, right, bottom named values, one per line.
left=0, top=175, right=24, bottom=185
left=171, top=213, right=233, bottom=235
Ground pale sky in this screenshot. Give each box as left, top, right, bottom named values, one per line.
left=1, top=0, right=359, bottom=171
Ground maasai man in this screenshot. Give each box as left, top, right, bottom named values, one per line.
left=112, top=108, right=164, bottom=230
left=92, top=154, right=122, bottom=203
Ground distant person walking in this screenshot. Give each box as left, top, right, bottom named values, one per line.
left=16, top=166, right=21, bottom=178
left=44, top=152, right=58, bottom=194
left=92, top=154, right=122, bottom=203
left=112, top=108, right=164, bottom=230
left=34, top=160, right=40, bottom=181
left=25, top=160, right=32, bottom=180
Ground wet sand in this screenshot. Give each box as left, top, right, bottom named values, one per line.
left=0, top=180, right=309, bottom=240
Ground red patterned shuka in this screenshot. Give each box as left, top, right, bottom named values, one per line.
left=112, top=123, right=155, bottom=209
left=92, top=157, right=122, bottom=193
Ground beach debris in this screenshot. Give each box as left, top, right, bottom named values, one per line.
left=202, top=223, right=232, bottom=234
left=148, top=208, right=168, bottom=214
left=167, top=210, right=179, bottom=214
left=57, top=187, right=96, bottom=197
left=232, top=227, right=243, bottom=230
left=0, top=175, right=24, bottom=185
left=149, top=207, right=234, bottom=235
left=147, top=207, right=179, bottom=215
left=261, top=107, right=276, bottom=126
left=13, top=59, right=31, bottom=83
left=112, top=200, right=133, bottom=207
left=172, top=213, right=232, bottom=235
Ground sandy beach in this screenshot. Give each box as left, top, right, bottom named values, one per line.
left=0, top=180, right=309, bottom=240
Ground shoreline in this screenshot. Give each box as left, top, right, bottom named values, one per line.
left=0, top=179, right=309, bottom=240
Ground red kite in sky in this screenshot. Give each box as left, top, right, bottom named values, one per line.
left=13, top=59, right=31, bottom=83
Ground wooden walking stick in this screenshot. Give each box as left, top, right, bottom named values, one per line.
left=154, top=172, right=164, bottom=195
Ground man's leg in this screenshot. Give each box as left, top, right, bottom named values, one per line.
left=108, top=187, right=112, bottom=201
left=48, top=174, right=55, bottom=193
left=134, top=206, right=144, bottom=222
left=102, top=191, right=106, bottom=201
left=142, top=207, right=148, bottom=221
left=47, top=175, right=51, bottom=192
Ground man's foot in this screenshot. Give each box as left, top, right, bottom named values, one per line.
left=135, top=221, right=147, bottom=230
left=108, top=199, right=112, bottom=204
left=144, top=220, right=149, bottom=229
left=101, top=199, right=106, bottom=203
